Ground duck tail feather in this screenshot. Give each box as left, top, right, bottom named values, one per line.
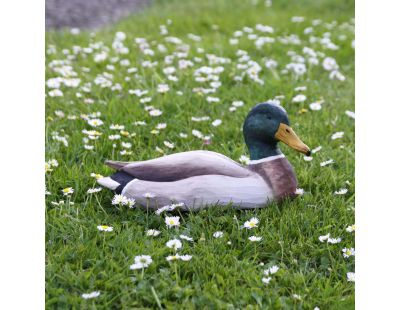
left=105, top=160, right=129, bottom=170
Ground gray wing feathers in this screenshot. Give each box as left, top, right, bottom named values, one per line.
left=105, top=150, right=252, bottom=181
left=105, top=160, right=130, bottom=170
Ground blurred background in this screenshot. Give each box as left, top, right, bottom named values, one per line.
left=46, top=0, right=151, bottom=29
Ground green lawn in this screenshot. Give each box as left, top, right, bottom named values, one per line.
left=45, top=0, right=355, bottom=308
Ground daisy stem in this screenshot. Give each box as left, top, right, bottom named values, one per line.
left=174, top=262, right=179, bottom=286
left=150, top=286, right=163, bottom=310
left=177, top=208, right=186, bottom=224
left=271, top=68, right=280, bottom=80
left=326, top=244, right=334, bottom=264
left=146, top=199, right=149, bottom=229
left=252, top=244, right=258, bottom=263
left=141, top=267, right=145, bottom=280
left=279, top=241, right=284, bottom=263
left=94, top=195, right=107, bottom=215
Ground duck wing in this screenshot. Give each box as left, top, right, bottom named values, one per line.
left=105, top=150, right=252, bottom=182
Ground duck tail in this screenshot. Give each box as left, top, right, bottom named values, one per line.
left=97, top=171, right=135, bottom=194
left=105, top=160, right=129, bottom=170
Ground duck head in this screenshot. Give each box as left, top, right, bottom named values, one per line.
left=243, top=102, right=311, bottom=160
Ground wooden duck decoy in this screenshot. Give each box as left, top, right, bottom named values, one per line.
left=98, top=102, right=311, bottom=210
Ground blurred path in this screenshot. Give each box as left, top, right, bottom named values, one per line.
left=46, top=0, right=151, bottom=30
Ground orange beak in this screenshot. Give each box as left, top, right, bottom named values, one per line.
left=275, top=123, right=311, bottom=156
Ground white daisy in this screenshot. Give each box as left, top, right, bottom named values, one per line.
left=166, top=239, right=183, bottom=250
left=232, top=100, right=244, bottom=107
left=291, top=16, right=305, bottom=22
left=130, top=256, right=152, bottom=270
left=62, top=187, right=74, bottom=196
left=334, top=188, right=348, bottom=195
left=143, top=192, right=156, bottom=198
left=243, top=217, right=259, bottom=229
left=121, top=142, right=132, bottom=149
left=165, top=216, right=180, bottom=228
left=312, top=146, right=322, bottom=153
left=320, top=159, right=334, bottom=167
left=166, top=254, right=181, bottom=261
left=146, top=229, right=161, bottom=237
left=49, top=89, right=63, bottom=97
left=87, top=187, right=102, bottom=194
left=163, top=141, right=175, bottom=149
left=309, top=102, right=322, bottom=111
left=149, top=109, right=162, bottom=117
left=346, top=272, right=355, bottom=282
left=129, top=263, right=145, bottom=270
left=110, top=124, right=125, bottom=130
left=318, top=233, right=330, bottom=242
left=342, top=247, right=355, bottom=258
left=192, top=129, right=204, bottom=139
left=179, top=234, right=194, bottom=242
left=239, top=155, right=250, bottom=165
left=90, top=173, right=104, bottom=180
left=345, top=110, right=355, bottom=119
left=322, top=57, right=338, bottom=71
left=112, top=194, right=128, bottom=205
left=213, top=231, right=224, bottom=238
left=346, top=224, right=355, bottom=233
left=108, top=135, right=121, bottom=140
left=292, top=94, right=307, bottom=103
left=87, top=119, right=103, bottom=127
left=327, top=237, right=342, bottom=244
left=81, top=291, right=100, bottom=299
left=212, top=119, right=222, bottom=127
left=206, top=96, right=220, bottom=103
left=262, top=277, right=272, bottom=285
left=264, top=265, right=279, bottom=275
left=45, top=162, right=53, bottom=173
left=48, top=159, right=59, bottom=167
left=331, top=131, right=344, bottom=140
left=248, top=236, right=262, bottom=242
left=156, top=123, right=167, bottom=130
left=97, top=225, right=113, bottom=232
left=157, top=84, right=170, bottom=93
left=155, top=205, right=170, bottom=215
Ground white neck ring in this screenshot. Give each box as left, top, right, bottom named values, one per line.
left=249, top=154, right=285, bottom=165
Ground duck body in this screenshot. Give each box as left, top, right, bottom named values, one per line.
left=99, top=150, right=297, bottom=210
left=98, top=102, right=310, bottom=210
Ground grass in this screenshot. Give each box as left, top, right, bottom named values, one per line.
left=45, top=0, right=355, bottom=308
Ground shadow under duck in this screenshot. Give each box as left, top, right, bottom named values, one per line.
left=98, top=102, right=311, bottom=210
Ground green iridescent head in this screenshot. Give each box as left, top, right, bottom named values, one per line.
left=243, top=102, right=311, bottom=160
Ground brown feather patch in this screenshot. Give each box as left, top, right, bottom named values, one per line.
left=248, top=157, right=298, bottom=201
